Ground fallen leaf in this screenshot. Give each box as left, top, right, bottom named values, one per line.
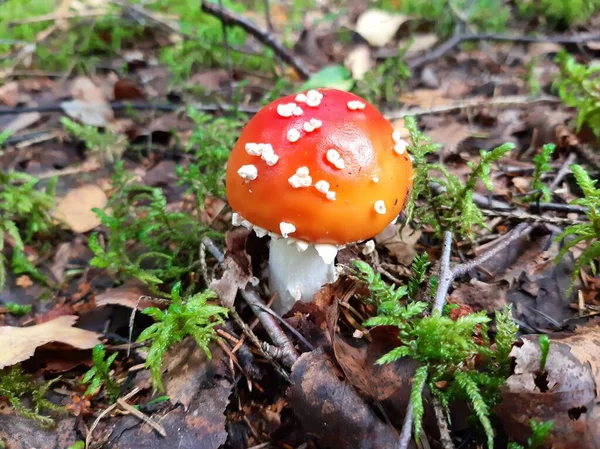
left=355, top=9, right=411, bottom=47
left=113, top=78, right=145, bottom=100
left=210, top=256, right=251, bottom=309
left=60, top=76, right=114, bottom=127
left=448, top=278, right=508, bottom=312
left=402, top=33, right=439, bottom=59
left=375, top=223, right=421, bottom=265
left=400, top=88, right=452, bottom=108
left=163, top=338, right=224, bottom=409
left=54, top=184, right=108, bottom=233
left=528, top=42, right=564, bottom=59
left=427, top=120, right=472, bottom=156
left=111, top=341, right=231, bottom=449
left=345, top=44, right=372, bottom=80
left=0, top=416, right=78, bottom=449
left=499, top=329, right=600, bottom=448
left=15, top=275, right=33, bottom=289
left=287, top=348, right=399, bottom=448
left=0, top=315, right=101, bottom=369
left=95, top=280, right=159, bottom=310
left=0, top=81, right=19, bottom=106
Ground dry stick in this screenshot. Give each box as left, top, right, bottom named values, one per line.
left=117, top=398, right=167, bottom=437
left=251, top=301, right=315, bottom=351
left=549, top=152, right=577, bottom=191
left=432, top=396, right=455, bottom=449
left=86, top=387, right=140, bottom=449
left=241, top=288, right=299, bottom=368
left=200, top=0, right=311, bottom=80
left=404, top=30, right=600, bottom=70
left=481, top=209, right=585, bottom=226
left=397, top=223, right=533, bottom=449
left=217, top=0, right=235, bottom=99
left=0, top=101, right=261, bottom=116
left=201, top=237, right=300, bottom=370
left=230, top=308, right=293, bottom=384
left=384, top=95, right=560, bottom=120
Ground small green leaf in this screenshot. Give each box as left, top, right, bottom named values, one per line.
left=300, top=65, right=354, bottom=91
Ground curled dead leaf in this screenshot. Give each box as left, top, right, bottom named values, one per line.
left=0, top=315, right=101, bottom=369
left=499, top=329, right=600, bottom=448
left=355, top=9, right=411, bottom=47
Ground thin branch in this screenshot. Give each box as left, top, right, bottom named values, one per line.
left=200, top=0, right=311, bottom=80
left=117, top=397, right=167, bottom=437
left=549, top=152, right=577, bottom=191
left=481, top=208, right=585, bottom=226
left=534, top=202, right=588, bottom=214
left=432, top=396, right=455, bottom=449
left=241, top=288, right=299, bottom=368
left=398, top=223, right=533, bottom=449
left=217, top=0, right=234, bottom=99
left=0, top=101, right=261, bottom=116
left=384, top=95, right=560, bottom=120
left=403, top=30, right=600, bottom=70
left=433, top=231, right=454, bottom=312
left=230, top=308, right=293, bottom=384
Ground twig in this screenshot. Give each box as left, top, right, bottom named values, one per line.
left=86, top=388, right=140, bottom=449
left=481, top=208, right=585, bottom=226
left=403, top=30, right=600, bottom=70
left=534, top=202, right=588, bottom=214
left=384, top=95, right=560, bottom=120
left=201, top=236, right=225, bottom=263
left=398, top=223, right=533, bottom=449
left=432, top=396, right=455, bottom=449
left=230, top=308, right=293, bottom=384
left=241, top=288, right=299, bottom=368
left=217, top=0, right=234, bottom=99
left=117, top=397, right=167, bottom=437
left=0, top=101, right=260, bottom=116
left=549, top=152, right=577, bottom=191
left=251, top=301, right=315, bottom=351
left=200, top=0, right=311, bottom=79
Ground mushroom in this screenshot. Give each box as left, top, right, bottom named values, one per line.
left=225, top=88, right=413, bottom=314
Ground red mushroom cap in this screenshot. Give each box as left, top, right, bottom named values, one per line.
left=225, top=88, right=413, bottom=245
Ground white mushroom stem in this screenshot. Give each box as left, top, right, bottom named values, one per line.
left=268, top=238, right=337, bottom=315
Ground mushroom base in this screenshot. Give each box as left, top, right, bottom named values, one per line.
left=269, top=238, right=336, bottom=315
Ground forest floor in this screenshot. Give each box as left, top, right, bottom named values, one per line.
left=1, top=1, right=600, bottom=449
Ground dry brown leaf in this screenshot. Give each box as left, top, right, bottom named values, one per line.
left=60, top=76, right=114, bottom=127
left=402, top=33, right=439, bottom=59
left=355, top=9, right=411, bottom=47
left=54, top=184, right=108, bottom=233
left=0, top=81, right=19, bottom=106
left=287, top=349, right=399, bottom=448
left=448, top=278, right=508, bottom=312
left=0, top=315, right=101, bottom=369
left=528, top=42, right=564, bottom=58
left=15, top=275, right=33, bottom=289
left=400, top=88, right=452, bottom=108
left=499, top=330, right=600, bottom=448
left=375, top=223, right=421, bottom=265
left=426, top=120, right=472, bottom=156
left=95, top=280, right=158, bottom=310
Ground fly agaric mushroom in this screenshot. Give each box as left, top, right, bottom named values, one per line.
left=226, top=88, right=413, bottom=313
